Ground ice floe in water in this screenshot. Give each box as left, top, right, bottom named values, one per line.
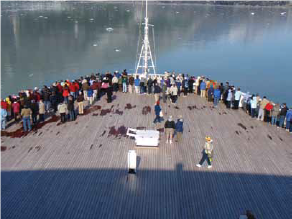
left=106, top=27, right=114, bottom=32
left=29, top=73, right=34, bottom=77
left=89, top=18, right=94, bottom=21
left=93, top=44, right=98, bottom=47
left=39, top=15, right=43, bottom=18
left=126, top=9, right=130, bottom=12
left=115, top=49, right=120, bottom=52
left=250, top=12, right=255, bottom=15
left=75, top=20, right=78, bottom=23
left=176, top=11, right=179, bottom=14
left=67, top=16, right=71, bottom=19
left=280, top=12, right=286, bottom=15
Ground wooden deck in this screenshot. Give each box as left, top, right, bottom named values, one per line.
left=1, top=93, right=291, bottom=219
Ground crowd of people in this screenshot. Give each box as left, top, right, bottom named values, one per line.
left=1, top=71, right=115, bottom=131
left=1, top=70, right=292, bottom=134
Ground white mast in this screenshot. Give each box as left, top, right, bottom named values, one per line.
left=135, top=0, right=156, bottom=77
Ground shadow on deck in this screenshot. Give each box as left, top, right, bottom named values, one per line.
left=2, top=164, right=290, bottom=219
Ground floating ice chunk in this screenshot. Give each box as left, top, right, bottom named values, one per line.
left=126, top=9, right=130, bottom=12
left=39, top=15, right=43, bottom=18
left=75, top=20, right=78, bottom=23
left=29, top=73, right=34, bottom=77
left=162, top=6, right=165, bottom=9
left=89, top=18, right=94, bottom=21
left=44, top=17, right=48, bottom=19
left=67, top=16, right=71, bottom=19
left=115, top=49, right=120, bottom=52
left=106, top=27, right=114, bottom=32
left=93, top=44, right=98, bottom=47
left=250, top=12, right=255, bottom=15
left=176, top=11, right=179, bottom=14
left=280, top=12, right=286, bottom=15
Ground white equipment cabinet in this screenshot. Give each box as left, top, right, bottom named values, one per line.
left=128, top=150, right=137, bottom=173
left=127, top=128, right=159, bottom=147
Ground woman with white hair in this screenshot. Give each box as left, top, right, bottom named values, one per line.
left=164, top=115, right=176, bottom=144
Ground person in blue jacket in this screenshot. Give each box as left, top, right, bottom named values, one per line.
left=286, top=108, right=292, bottom=132
left=213, top=87, right=221, bottom=107
left=87, top=87, right=94, bottom=105
left=0, top=105, right=7, bottom=131
left=153, top=101, right=162, bottom=123
left=175, top=115, right=184, bottom=142
left=200, top=81, right=206, bottom=98
left=134, top=76, right=140, bottom=94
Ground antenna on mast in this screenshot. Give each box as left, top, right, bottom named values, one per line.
left=135, top=0, right=156, bottom=77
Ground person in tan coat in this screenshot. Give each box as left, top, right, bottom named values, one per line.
left=39, top=100, right=45, bottom=122
left=258, top=96, right=269, bottom=121
left=58, top=102, right=67, bottom=123
left=21, top=105, right=32, bottom=131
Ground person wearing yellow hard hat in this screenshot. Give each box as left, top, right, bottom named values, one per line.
left=196, top=136, right=214, bottom=169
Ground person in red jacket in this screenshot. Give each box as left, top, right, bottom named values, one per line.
left=69, top=82, right=77, bottom=99
left=265, top=101, right=274, bottom=123
left=74, top=81, right=80, bottom=99
left=62, top=85, right=70, bottom=103
left=91, top=81, right=99, bottom=100
left=1, top=99, right=7, bottom=110
left=12, top=101, right=20, bottom=121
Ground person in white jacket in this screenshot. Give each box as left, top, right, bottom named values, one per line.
left=169, top=84, right=178, bottom=104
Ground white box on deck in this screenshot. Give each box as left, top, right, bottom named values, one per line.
left=127, top=128, right=159, bottom=147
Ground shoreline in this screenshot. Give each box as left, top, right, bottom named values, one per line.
left=0, top=0, right=292, bottom=9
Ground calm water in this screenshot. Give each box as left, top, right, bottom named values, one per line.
left=1, top=2, right=292, bottom=105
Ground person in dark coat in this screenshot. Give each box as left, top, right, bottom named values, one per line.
left=106, top=86, right=113, bottom=103
left=67, top=95, right=76, bottom=121
left=164, top=115, right=176, bottom=144
left=208, top=85, right=214, bottom=102
left=30, top=100, right=39, bottom=125
left=50, top=91, right=58, bottom=113
left=147, top=77, right=153, bottom=94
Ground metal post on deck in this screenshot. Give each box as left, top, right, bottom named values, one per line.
left=128, top=150, right=137, bottom=174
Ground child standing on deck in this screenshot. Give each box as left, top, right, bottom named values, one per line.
left=196, top=136, right=214, bottom=169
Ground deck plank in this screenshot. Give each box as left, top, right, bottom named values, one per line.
left=1, top=92, right=292, bottom=219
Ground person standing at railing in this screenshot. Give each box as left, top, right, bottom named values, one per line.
left=213, top=86, right=221, bottom=107
left=200, top=80, right=206, bottom=98
left=122, top=74, right=128, bottom=93
left=134, top=75, right=140, bottom=94
left=285, top=108, right=292, bottom=132
left=128, top=75, right=134, bottom=94
left=271, top=103, right=280, bottom=126
left=257, top=96, right=269, bottom=121
left=1, top=107, right=7, bottom=130
left=279, top=103, right=288, bottom=128
left=20, top=105, right=32, bottom=132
